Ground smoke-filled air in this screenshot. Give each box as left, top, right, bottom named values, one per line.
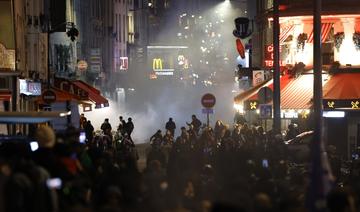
left=86, top=1, right=248, bottom=143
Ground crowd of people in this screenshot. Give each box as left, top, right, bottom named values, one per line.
left=0, top=113, right=359, bottom=212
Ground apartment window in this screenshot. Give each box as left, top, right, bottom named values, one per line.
left=0, top=78, right=9, bottom=89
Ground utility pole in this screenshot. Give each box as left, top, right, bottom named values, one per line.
left=313, top=0, right=323, bottom=150
left=273, top=0, right=281, bottom=134
left=11, top=0, right=18, bottom=135
left=308, top=1, right=334, bottom=211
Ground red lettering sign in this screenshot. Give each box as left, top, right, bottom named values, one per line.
left=264, top=45, right=283, bottom=67
left=54, top=78, right=88, bottom=99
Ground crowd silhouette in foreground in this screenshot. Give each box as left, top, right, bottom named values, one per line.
left=0, top=114, right=359, bottom=212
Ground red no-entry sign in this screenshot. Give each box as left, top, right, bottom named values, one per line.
left=42, top=89, right=57, bottom=104
left=201, top=93, right=216, bottom=108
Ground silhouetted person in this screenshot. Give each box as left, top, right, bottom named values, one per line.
left=101, top=118, right=112, bottom=137
left=79, top=113, right=87, bottom=129
left=150, top=130, right=163, bottom=145
left=165, top=118, right=176, bottom=136
left=118, top=116, right=126, bottom=135
left=285, top=123, right=299, bottom=140
left=84, top=120, right=94, bottom=142
left=234, top=111, right=246, bottom=125
left=125, top=117, right=134, bottom=141
left=187, top=114, right=202, bottom=135
left=327, top=188, right=356, bottom=212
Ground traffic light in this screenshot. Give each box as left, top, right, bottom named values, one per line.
left=67, top=26, right=79, bottom=41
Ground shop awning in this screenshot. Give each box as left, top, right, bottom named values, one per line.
left=36, top=88, right=79, bottom=104
left=73, top=81, right=109, bottom=108
left=0, top=90, right=11, bottom=101
left=307, top=23, right=333, bottom=43
left=280, top=24, right=295, bottom=44
left=323, top=73, right=360, bottom=109
left=323, top=73, right=360, bottom=100
left=246, top=74, right=293, bottom=102
left=240, top=72, right=329, bottom=110
left=281, top=74, right=315, bottom=109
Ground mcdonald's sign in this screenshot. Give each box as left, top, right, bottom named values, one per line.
left=153, top=58, right=163, bottom=70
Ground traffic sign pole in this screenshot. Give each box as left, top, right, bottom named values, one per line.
left=201, top=93, right=216, bottom=128
left=207, top=111, right=210, bottom=127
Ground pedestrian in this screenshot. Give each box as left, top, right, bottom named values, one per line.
left=84, top=120, right=94, bottom=142
left=79, top=113, right=87, bottom=129
left=117, top=116, right=126, bottom=135
left=186, top=114, right=202, bottom=135
left=165, top=117, right=176, bottom=137
left=150, top=129, right=163, bottom=145
left=214, top=120, right=224, bottom=142
left=125, top=117, right=134, bottom=141
left=101, top=118, right=112, bottom=137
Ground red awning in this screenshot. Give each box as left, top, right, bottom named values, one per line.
left=323, top=73, right=360, bottom=100
left=307, top=23, right=333, bottom=43
left=0, top=91, right=11, bottom=101
left=280, top=24, right=295, bottom=44
left=73, top=81, right=109, bottom=108
left=36, top=87, right=79, bottom=104
left=246, top=74, right=293, bottom=102
left=281, top=74, right=315, bottom=109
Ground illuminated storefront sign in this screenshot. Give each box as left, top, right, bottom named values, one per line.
left=323, top=99, right=360, bottom=110
left=55, top=78, right=88, bottom=99
left=246, top=101, right=257, bottom=110
left=282, top=110, right=298, bottom=119
left=264, top=45, right=283, bottom=67
left=19, top=79, right=41, bottom=96
left=120, top=57, right=128, bottom=70
left=177, top=55, right=189, bottom=69
left=153, top=58, right=163, bottom=70
left=152, top=58, right=174, bottom=76
left=178, top=55, right=185, bottom=65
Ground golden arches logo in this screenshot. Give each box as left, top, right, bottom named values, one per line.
left=153, top=58, right=163, bottom=70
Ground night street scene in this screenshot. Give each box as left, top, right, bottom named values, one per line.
left=2, top=0, right=360, bottom=211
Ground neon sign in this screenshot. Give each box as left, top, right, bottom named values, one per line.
left=153, top=58, right=163, bottom=70
left=120, top=57, right=128, bottom=70
left=264, top=45, right=283, bottom=67
left=177, top=55, right=189, bottom=69
left=152, top=58, right=174, bottom=76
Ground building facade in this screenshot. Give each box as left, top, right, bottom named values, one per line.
left=240, top=0, right=360, bottom=158
left=255, top=0, right=360, bottom=68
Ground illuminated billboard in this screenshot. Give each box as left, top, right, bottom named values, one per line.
left=147, top=46, right=189, bottom=78
left=19, top=79, right=42, bottom=96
